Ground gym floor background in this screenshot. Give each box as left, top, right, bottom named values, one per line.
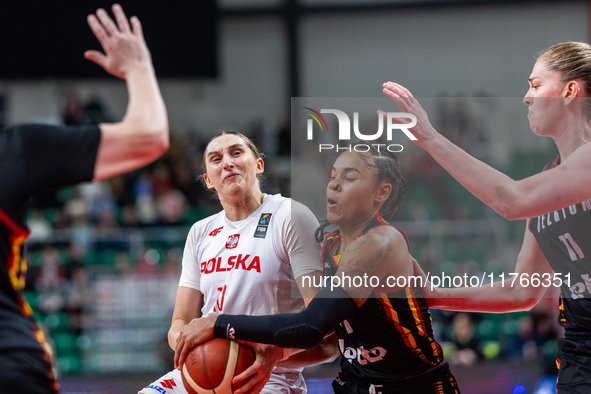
left=2, top=1, right=586, bottom=393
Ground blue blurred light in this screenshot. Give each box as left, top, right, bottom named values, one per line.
left=512, top=384, right=527, bottom=394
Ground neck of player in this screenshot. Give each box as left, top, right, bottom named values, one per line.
left=337, top=212, right=378, bottom=255
left=551, top=112, right=591, bottom=160
left=220, top=190, right=265, bottom=222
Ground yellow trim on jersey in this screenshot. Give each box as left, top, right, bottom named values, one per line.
left=406, top=288, right=426, bottom=337
left=377, top=292, right=437, bottom=366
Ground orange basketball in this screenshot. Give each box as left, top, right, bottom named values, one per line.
left=181, top=338, right=256, bottom=394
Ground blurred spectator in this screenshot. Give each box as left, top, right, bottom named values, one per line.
left=64, top=266, right=92, bottom=335
left=134, top=248, right=160, bottom=278
left=82, top=93, right=111, bottom=124
left=64, top=189, right=89, bottom=227
left=62, top=92, right=83, bottom=126
left=122, top=204, right=139, bottom=227
left=28, top=209, right=52, bottom=241
left=156, top=189, right=188, bottom=225
left=114, top=252, right=134, bottom=278
left=35, top=247, right=67, bottom=314
left=134, top=174, right=157, bottom=225
left=450, top=313, right=482, bottom=367
left=162, top=248, right=182, bottom=279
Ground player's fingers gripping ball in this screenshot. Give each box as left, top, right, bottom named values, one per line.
left=181, top=338, right=255, bottom=394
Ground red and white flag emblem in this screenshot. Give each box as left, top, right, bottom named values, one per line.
left=226, top=234, right=240, bottom=249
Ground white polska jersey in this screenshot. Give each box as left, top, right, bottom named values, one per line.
left=180, top=194, right=309, bottom=318
left=143, top=194, right=320, bottom=393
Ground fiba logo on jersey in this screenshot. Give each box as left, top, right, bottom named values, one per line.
left=226, top=234, right=240, bottom=249
left=303, top=107, right=417, bottom=153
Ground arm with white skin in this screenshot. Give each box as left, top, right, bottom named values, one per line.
left=87, top=4, right=169, bottom=181
left=382, top=82, right=591, bottom=220
left=414, top=224, right=552, bottom=312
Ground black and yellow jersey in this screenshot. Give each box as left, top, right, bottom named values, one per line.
left=530, top=155, right=591, bottom=330
left=0, top=124, right=100, bottom=393
left=322, top=213, right=445, bottom=381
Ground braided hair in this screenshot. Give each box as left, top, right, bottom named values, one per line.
left=315, top=147, right=407, bottom=243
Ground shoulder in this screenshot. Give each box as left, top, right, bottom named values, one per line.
left=360, top=225, right=409, bottom=254
left=272, top=196, right=319, bottom=227
left=188, top=213, right=219, bottom=240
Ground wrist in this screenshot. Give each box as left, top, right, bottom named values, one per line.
left=125, top=62, right=155, bottom=80
left=416, top=125, right=440, bottom=151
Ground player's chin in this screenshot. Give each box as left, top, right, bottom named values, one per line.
left=326, top=212, right=341, bottom=226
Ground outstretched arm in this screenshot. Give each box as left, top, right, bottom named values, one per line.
left=87, top=4, right=169, bottom=181
left=173, top=227, right=410, bottom=365
left=382, top=82, right=591, bottom=220
left=416, top=224, right=551, bottom=312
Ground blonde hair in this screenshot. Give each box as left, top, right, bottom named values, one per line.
left=538, top=42, right=591, bottom=95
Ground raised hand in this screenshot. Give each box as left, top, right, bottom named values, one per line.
left=381, top=82, right=438, bottom=149
left=85, top=4, right=151, bottom=79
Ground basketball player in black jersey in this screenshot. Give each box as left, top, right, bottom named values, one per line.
left=175, top=147, right=460, bottom=394
left=382, top=42, right=591, bottom=393
left=0, top=5, right=168, bottom=393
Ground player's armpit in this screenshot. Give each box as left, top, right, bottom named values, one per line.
left=507, top=144, right=591, bottom=219
left=424, top=225, right=550, bottom=313
left=296, top=271, right=323, bottom=306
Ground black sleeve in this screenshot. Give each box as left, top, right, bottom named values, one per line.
left=213, top=286, right=358, bottom=349
left=17, top=124, right=101, bottom=193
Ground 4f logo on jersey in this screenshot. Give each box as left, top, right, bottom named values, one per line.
left=254, top=213, right=272, bottom=238
left=160, top=379, right=176, bottom=390
left=226, top=234, right=240, bottom=249
left=209, top=226, right=223, bottom=237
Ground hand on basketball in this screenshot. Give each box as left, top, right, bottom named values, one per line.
left=381, top=82, right=438, bottom=149
left=85, top=4, right=152, bottom=79
left=174, top=315, right=218, bottom=370
left=232, top=343, right=284, bottom=394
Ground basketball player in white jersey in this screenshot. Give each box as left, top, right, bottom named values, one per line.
left=139, top=132, right=328, bottom=394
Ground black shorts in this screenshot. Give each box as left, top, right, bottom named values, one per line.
left=331, top=362, right=460, bottom=394
left=0, top=350, right=58, bottom=394
left=556, top=331, right=591, bottom=394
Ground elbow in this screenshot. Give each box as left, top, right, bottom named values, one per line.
left=275, top=327, right=324, bottom=350
left=496, top=182, right=529, bottom=221
left=522, top=297, right=541, bottom=311
left=496, top=197, right=521, bottom=221
left=508, top=295, right=541, bottom=312
left=126, top=114, right=170, bottom=156
left=155, top=125, right=170, bottom=155
left=142, top=123, right=169, bottom=161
